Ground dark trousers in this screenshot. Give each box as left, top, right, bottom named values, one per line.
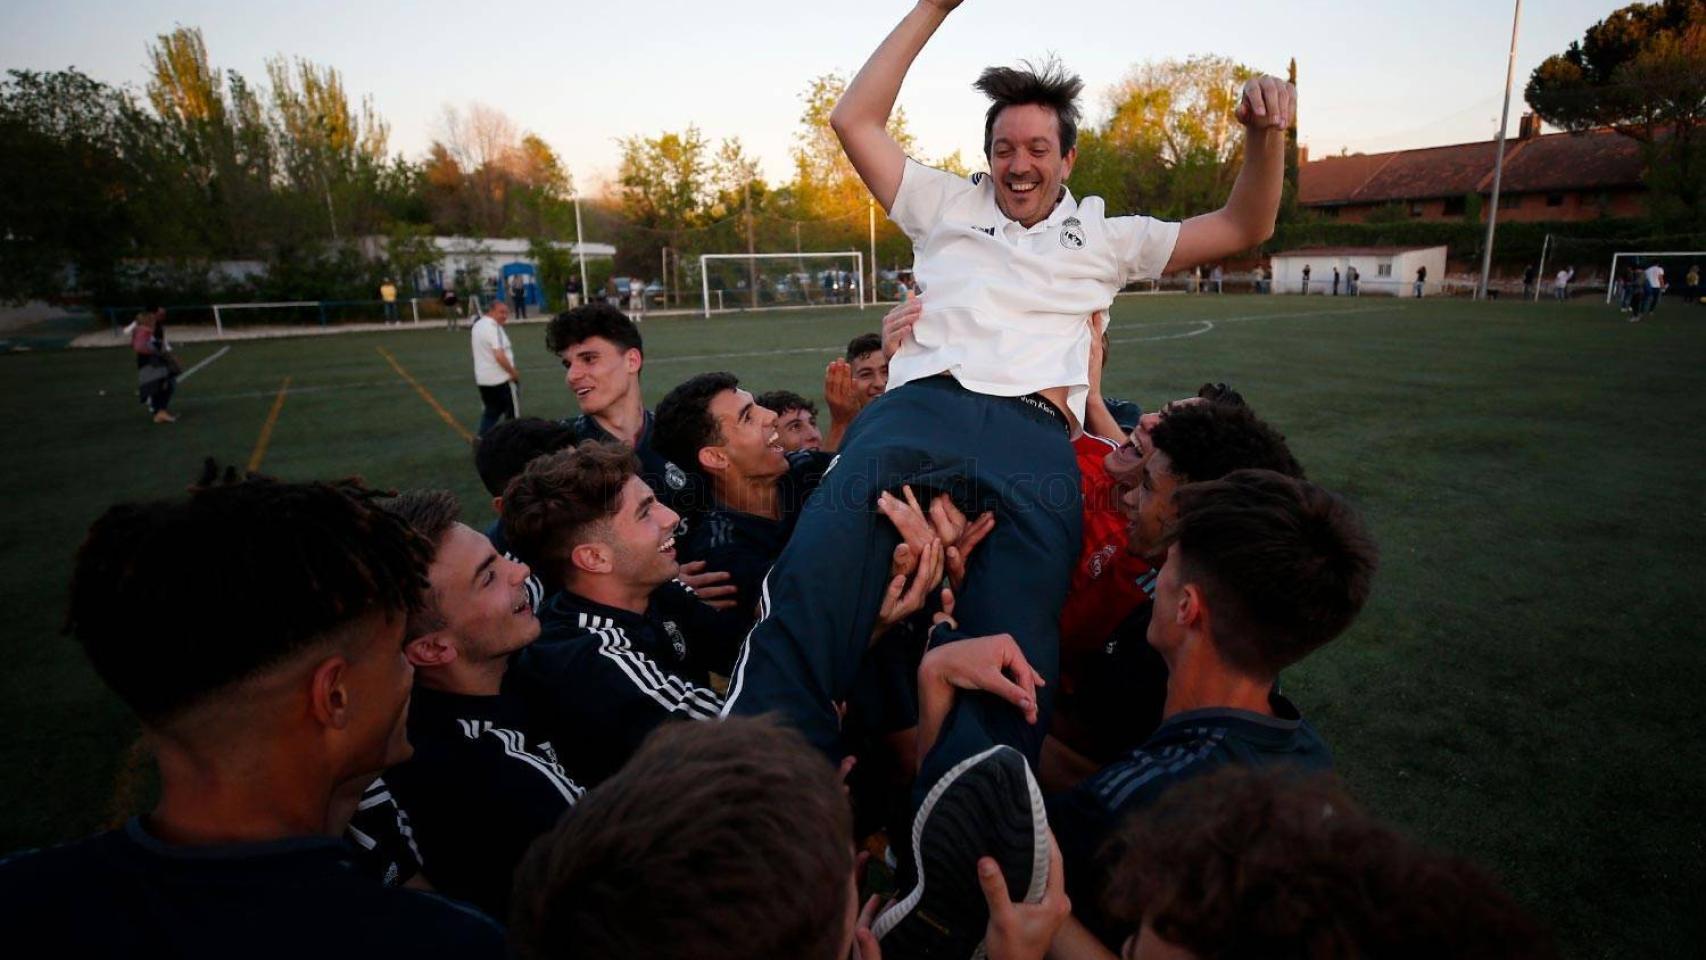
left=138, top=362, right=175, bottom=413
left=724, top=376, right=1081, bottom=778
left=478, top=382, right=517, bottom=436
left=511, top=293, right=527, bottom=319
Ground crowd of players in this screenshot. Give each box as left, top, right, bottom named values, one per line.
left=5, top=2, right=1556, bottom=955
left=1, top=302, right=1549, bottom=959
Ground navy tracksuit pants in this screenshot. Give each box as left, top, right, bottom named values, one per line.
left=724, top=375, right=1082, bottom=784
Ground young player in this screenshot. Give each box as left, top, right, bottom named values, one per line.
left=0, top=478, right=503, bottom=956
left=654, top=373, right=835, bottom=634
left=500, top=442, right=735, bottom=786
left=754, top=389, right=825, bottom=453
left=545, top=304, right=702, bottom=516
left=846, top=332, right=890, bottom=407
left=378, top=490, right=584, bottom=920
left=723, top=3, right=1295, bottom=953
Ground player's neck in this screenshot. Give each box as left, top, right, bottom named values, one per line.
left=416, top=655, right=507, bottom=698
left=572, top=574, right=651, bottom=616
left=148, top=739, right=336, bottom=846
left=593, top=389, right=646, bottom=445
left=1160, top=636, right=1275, bottom=720
left=715, top=472, right=782, bottom=521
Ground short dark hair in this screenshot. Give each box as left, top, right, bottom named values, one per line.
left=974, top=60, right=1085, bottom=157
left=1168, top=470, right=1378, bottom=676
left=473, top=417, right=581, bottom=497
left=544, top=303, right=643, bottom=359
left=511, top=717, right=855, bottom=960
left=501, top=442, right=638, bottom=587
left=1149, top=401, right=1303, bottom=484
left=653, top=371, right=741, bottom=475
left=755, top=390, right=817, bottom=419
left=1194, top=381, right=1246, bottom=408
left=845, top=333, right=882, bottom=363
left=377, top=489, right=463, bottom=638
left=1105, top=768, right=1553, bottom=959
left=66, top=479, right=431, bottom=725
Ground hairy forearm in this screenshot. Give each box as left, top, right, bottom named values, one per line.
left=830, top=2, right=951, bottom=137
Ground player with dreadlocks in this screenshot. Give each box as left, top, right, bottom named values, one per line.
left=0, top=476, right=505, bottom=957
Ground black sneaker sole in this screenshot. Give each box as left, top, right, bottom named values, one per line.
left=872, top=745, right=1048, bottom=958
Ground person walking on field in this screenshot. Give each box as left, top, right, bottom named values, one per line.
left=472, top=301, right=521, bottom=436
left=131, top=305, right=179, bottom=424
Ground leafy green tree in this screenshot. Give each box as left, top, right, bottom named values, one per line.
left=1526, top=1, right=1706, bottom=220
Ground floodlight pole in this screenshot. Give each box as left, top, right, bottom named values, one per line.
left=572, top=193, right=590, bottom=301
left=1477, top=0, right=1523, bottom=301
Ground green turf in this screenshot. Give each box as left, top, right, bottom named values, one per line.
left=2, top=295, right=1702, bottom=957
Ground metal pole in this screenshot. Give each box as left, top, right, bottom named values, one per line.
left=1535, top=233, right=1551, bottom=302
left=573, top=194, right=590, bottom=301
left=1477, top=0, right=1523, bottom=301
left=661, top=247, right=670, bottom=311
left=868, top=197, right=878, bottom=302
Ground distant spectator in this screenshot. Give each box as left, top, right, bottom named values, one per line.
left=1300, top=263, right=1311, bottom=295
left=565, top=275, right=583, bottom=309
left=1523, top=263, right=1537, bottom=301
left=1346, top=264, right=1360, bottom=295
left=381, top=278, right=400, bottom=324
left=1687, top=264, right=1701, bottom=304
left=1634, top=262, right=1666, bottom=322
left=1331, top=266, right=1340, bottom=296
left=441, top=285, right=461, bottom=330
left=471, top=301, right=520, bottom=437
left=1414, top=265, right=1427, bottom=298
left=1555, top=266, right=1573, bottom=301
left=1209, top=264, right=1223, bottom=293
left=130, top=305, right=178, bottom=424
left=509, top=274, right=529, bottom=320
left=628, top=278, right=646, bottom=317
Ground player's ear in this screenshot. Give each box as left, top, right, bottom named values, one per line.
left=625, top=348, right=643, bottom=375
left=1179, top=582, right=1206, bottom=630
left=571, top=542, right=611, bottom=576
left=405, top=633, right=457, bottom=670
left=698, top=445, right=730, bottom=473
left=1061, top=145, right=1076, bottom=180
left=492, top=495, right=504, bottom=515
left=310, top=657, right=352, bottom=730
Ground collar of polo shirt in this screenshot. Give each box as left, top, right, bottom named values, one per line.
left=988, top=183, right=1078, bottom=237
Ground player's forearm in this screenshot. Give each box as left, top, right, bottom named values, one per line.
left=915, top=665, right=954, bottom=771
left=1217, top=126, right=1285, bottom=248
left=831, top=3, right=950, bottom=138
left=1047, top=916, right=1118, bottom=960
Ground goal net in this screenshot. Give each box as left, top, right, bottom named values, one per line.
left=699, top=252, right=865, bottom=318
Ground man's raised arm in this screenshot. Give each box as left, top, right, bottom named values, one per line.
left=1163, top=75, right=1295, bottom=273
left=830, top=0, right=963, bottom=211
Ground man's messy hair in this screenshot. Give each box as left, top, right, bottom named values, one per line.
left=974, top=58, right=1085, bottom=157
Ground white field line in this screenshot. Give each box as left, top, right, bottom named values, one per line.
left=175, top=345, right=231, bottom=382
left=183, top=304, right=1402, bottom=403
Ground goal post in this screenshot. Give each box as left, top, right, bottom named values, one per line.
left=699, top=252, right=864, bottom=318
left=209, top=301, right=323, bottom=337
left=1604, top=251, right=1706, bottom=303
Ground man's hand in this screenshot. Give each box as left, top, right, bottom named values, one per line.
left=1234, top=75, right=1295, bottom=132
left=881, top=296, right=922, bottom=359
left=826, top=358, right=865, bottom=418
left=678, top=560, right=738, bottom=612
left=875, top=536, right=943, bottom=637
left=977, top=832, right=1070, bottom=960
left=854, top=894, right=887, bottom=960
left=879, top=486, right=993, bottom=594
left=919, top=632, right=1044, bottom=725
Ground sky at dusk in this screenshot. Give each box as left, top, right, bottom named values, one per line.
left=1, top=0, right=1623, bottom=194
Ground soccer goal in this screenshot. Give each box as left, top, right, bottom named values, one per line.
left=209, top=301, right=324, bottom=336
left=699, top=252, right=865, bottom=318
left=1603, top=251, right=1706, bottom=304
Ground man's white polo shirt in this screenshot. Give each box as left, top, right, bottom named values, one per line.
left=471, top=314, right=514, bottom=387
left=887, top=158, right=1179, bottom=423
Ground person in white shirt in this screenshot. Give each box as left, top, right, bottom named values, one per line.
left=471, top=301, right=520, bottom=436
left=719, top=2, right=1292, bottom=954
left=1635, top=262, right=1666, bottom=321
left=1555, top=266, right=1574, bottom=301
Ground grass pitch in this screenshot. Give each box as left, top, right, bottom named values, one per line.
left=2, top=293, right=1702, bottom=957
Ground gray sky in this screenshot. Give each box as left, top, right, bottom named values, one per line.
left=1, top=0, right=1621, bottom=193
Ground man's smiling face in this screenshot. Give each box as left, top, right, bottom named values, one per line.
left=987, top=103, right=1076, bottom=228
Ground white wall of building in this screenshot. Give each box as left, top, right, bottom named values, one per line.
left=1270, top=246, right=1448, bottom=296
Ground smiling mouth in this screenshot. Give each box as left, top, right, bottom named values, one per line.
left=512, top=592, right=530, bottom=615
left=659, top=536, right=676, bottom=554
left=766, top=430, right=784, bottom=453
left=574, top=386, right=594, bottom=399
left=1006, top=180, right=1039, bottom=195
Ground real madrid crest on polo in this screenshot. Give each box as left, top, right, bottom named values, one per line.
left=1060, top=216, right=1087, bottom=249
left=664, top=461, right=688, bottom=491
left=572, top=410, right=705, bottom=519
